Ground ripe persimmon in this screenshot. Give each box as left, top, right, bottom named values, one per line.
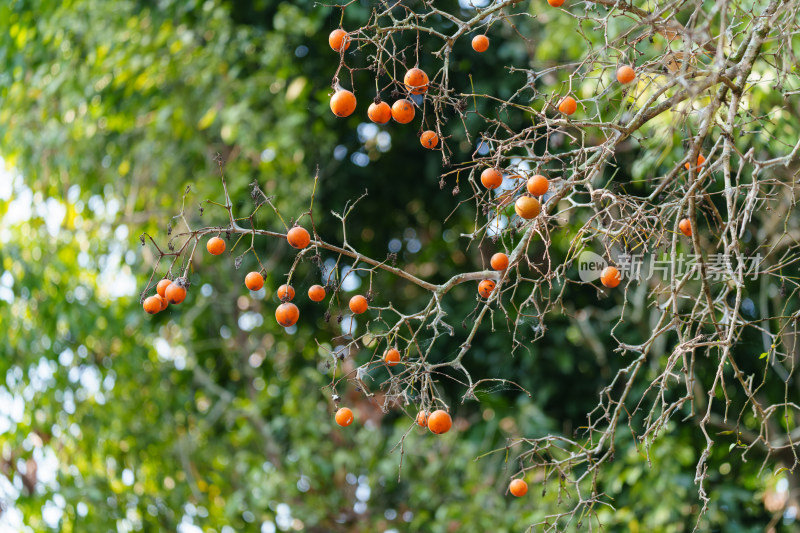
left=143, top=296, right=162, bottom=314
left=403, top=68, right=429, bottom=95
left=391, top=99, right=415, bottom=124
left=165, top=282, right=186, bottom=305
left=526, top=174, right=549, bottom=196
left=490, top=252, right=509, bottom=270
left=679, top=218, right=692, bottom=237
left=287, top=226, right=311, bottom=249
left=478, top=279, right=496, bottom=298
left=277, top=284, right=295, bottom=302
left=245, top=272, right=264, bottom=291
left=558, top=96, right=577, bottom=115
left=384, top=348, right=401, bottom=366
left=157, top=295, right=169, bottom=311
left=275, top=302, right=299, bottom=327
left=600, top=266, right=621, bottom=288
left=330, top=89, right=357, bottom=118
left=328, top=29, right=350, bottom=52
left=481, top=168, right=503, bottom=189
left=684, top=153, right=706, bottom=170
left=509, top=479, right=528, bottom=497
left=308, top=285, right=326, bottom=302
left=349, top=295, right=368, bottom=314
left=416, top=411, right=428, bottom=427
left=420, top=130, right=439, bottom=149
left=427, top=410, right=452, bottom=434
left=156, top=279, right=172, bottom=298
left=616, top=65, right=636, bottom=84
left=207, top=236, right=226, bottom=255
left=548, top=0, right=565, bottom=6
left=335, top=407, right=354, bottom=427
left=515, top=196, right=541, bottom=219
left=368, top=101, right=391, bottom=124
left=472, top=35, right=489, bottom=52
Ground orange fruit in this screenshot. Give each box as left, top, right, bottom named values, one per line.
left=277, top=284, right=295, bottom=302
left=143, top=296, right=162, bottom=314
left=472, top=35, right=489, bottom=52
left=275, top=302, right=299, bottom=327
left=368, top=101, right=391, bottom=124
left=391, top=99, right=415, bottom=124
left=165, top=282, right=186, bottom=305
left=490, top=253, right=509, bottom=270
left=679, top=218, right=692, bottom=237
left=427, top=410, right=452, bottom=434
left=384, top=348, right=401, bottom=366
left=509, top=479, right=528, bottom=497
left=157, top=295, right=169, bottom=311
left=684, top=153, right=706, bottom=170
left=420, top=130, right=439, bottom=149
left=308, top=285, right=326, bottom=302
left=558, top=96, right=577, bottom=115
left=349, top=295, right=368, bottom=314
left=481, top=168, right=503, bottom=189
left=403, top=68, right=429, bottom=95
left=416, top=411, right=428, bottom=427
left=245, top=272, right=264, bottom=291
left=478, top=279, right=496, bottom=298
left=287, top=226, right=311, bottom=249
left=335, top=407, right=354, bottom=427
left=156, top=279, right=172, bottom=298
left=548, top=0, right=565, bottom=6
left=207, top=236, right=226, bottom=255
left=328, top=29, right=350, bottom=52
left=526, top=174, right=549, bottom=196
left=600, top=266, right=621, bottom=288
left=616, top=65, right=636, bottom=84
left=331, top=89, right=357, bottom=118
left=514, top=196, right=541, bottom=219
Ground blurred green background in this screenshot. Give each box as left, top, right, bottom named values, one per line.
left=1, top=0, right=798, bottom=531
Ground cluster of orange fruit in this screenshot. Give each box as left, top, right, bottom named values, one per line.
left=335, top=404, right=453, bottom=435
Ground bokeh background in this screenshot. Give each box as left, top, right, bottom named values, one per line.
left=1, top=0, right=797, bottom=531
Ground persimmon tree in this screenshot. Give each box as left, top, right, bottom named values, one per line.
left=137, top=0, right=800, bottom=529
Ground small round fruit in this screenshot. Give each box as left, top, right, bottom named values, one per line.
left=616, top=65, right=636, bottom=84
left=277, top=284, right=295, bottom=301
left=331, top=89, right=357, bottom=118
left=207, top=236, right=226, bottom=255
left=368, top=101, right=391, bottom=124
left=427, top=410, right=452, bottom=434
left=509, top=479, right=528, bottom=497
left=416, top=411, right=428, bottom=427
left=384, top=348, right=401, bottom=367
left=349, top=295, right=368, bottom=314
left=391, top=99, right=415, bottom=124
left=275, top=302, right=299, bottom=327
left=328, top=29, right=350, bottom=52
left=143, top=296, right=162, bottom=314
left=157, top=295, right=169, bottom=311
left=490, top=253, right=509, bottom=270
left=478, top=279, right=496, bottom=298
left=165, top=282, right=186, bottom=305
left=403, top=68, right=429, bottom=95
left=684, top=153, right=706, bottom=170
left=287, top=226, right=311, bottom=249
left=308, top=285, right=326, bottom=302
left=245, top=272, right=264, bottom=291
left=420, top=130, right=439, bottom=149
left=527, top=174, right=549, bottom=196
left=472, top=35, right=489, bottom=52
left=515, top=196, right=541, bottom=219
left=679, top=218, right=692, bottom=237
left=480, top=168, right=503, bottom=189
left=335, top=407, right=354, bottom=427
left=156, top=279, right=172, bottom=298
left=558, top=96, right=577, bottom=115
left=600, top=266, right=621, bottom=288
left=548, top=0, right=565, bottom=6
